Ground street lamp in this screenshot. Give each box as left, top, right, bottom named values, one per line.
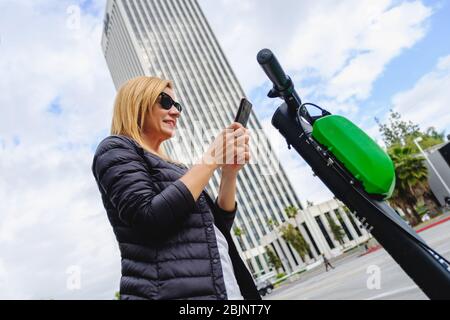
left=413, top=137, right=450, bottom=195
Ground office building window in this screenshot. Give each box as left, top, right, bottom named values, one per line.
left=315, top=216, right=335, bottom=249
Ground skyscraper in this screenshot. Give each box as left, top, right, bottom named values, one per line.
left=101, top=0, right=320, bottom=277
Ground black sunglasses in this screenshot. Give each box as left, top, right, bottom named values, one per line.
left=158, top=92, right=183, bottom=112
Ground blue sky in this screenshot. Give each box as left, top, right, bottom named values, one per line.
left=201, top=1, right=450, bottom=130
left=243, top=0, right=450, bottom=134
left=355, top=0, right=450, bottom=126
left=0, top=0, right=449, bottom=299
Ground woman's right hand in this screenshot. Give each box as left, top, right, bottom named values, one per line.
left=202, top=122, right=250, bottom=170
left=180, top=123, right=249, bottom=202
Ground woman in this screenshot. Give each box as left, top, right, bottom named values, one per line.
left=92, top=76, right=261, bottom=300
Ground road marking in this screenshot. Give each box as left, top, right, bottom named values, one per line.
left=365, top=285, right=419, bottom=300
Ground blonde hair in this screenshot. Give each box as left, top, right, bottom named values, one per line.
left=110, top=76, right=176, bottom=162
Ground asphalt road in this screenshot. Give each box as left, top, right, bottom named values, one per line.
left=265, top=219, right=450, bottom=300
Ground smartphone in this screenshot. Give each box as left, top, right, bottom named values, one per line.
left=234, top=98, right=252, bottom=127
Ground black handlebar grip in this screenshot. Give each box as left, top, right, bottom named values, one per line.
left=257, top=49, right=290, bottom=90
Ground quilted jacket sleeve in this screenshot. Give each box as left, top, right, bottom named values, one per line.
left=92, top=136, right=196, bottom=238
left=211, top=197, right=237, bottom=234
left=202, top=189, right=238, bottom=234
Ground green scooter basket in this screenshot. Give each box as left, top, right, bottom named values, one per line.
left=312, top=115, right=395, bottom=199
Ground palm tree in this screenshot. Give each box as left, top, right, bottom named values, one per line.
left=280, top=224, right=310, bottom=260
left=377, top=110, right=445, bottom=222
left=265, top=246, right=283, bottom=273
left=326, top=216, right=345, bottom=245
left=284, top=206, right=299, bottom=219
left=281, top=206, right=311, bottom=259
left=233, top=227, right=244, bottom=237
left=422, top=190, right=441, bottom=217
left=267, top=218, right=280, bottom=231
left=388, top=145, right=428, bottom=225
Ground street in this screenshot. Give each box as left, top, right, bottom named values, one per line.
left=265, top=219, right=450, bottom=300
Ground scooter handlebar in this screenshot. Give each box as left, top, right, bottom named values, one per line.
left=257, top=49, right=290, bottom=91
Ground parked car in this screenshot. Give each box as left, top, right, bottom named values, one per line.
left=256, top=279, right=274, bottom=296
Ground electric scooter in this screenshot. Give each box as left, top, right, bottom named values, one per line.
left=257, top=48, right=450, bottom=299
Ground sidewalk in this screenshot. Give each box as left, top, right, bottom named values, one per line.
left=361, top=211, right=450, bottom=256
left=415, top=211, right=450, bottom=232
left=273, top=246, right=366, bottom=291
left=271, top=211, right=450, bottom=294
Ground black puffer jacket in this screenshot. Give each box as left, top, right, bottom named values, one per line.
left=92, top=135, right=260, bottom=300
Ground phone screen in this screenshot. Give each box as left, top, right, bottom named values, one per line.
left=235, top=98, right=252, bottom=127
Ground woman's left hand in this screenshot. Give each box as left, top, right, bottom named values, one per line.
left=222, top=123, right=251, bottom=175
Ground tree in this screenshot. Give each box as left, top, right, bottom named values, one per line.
left=114, top=291, right=120, bottom=300
left=376, top=110, right=445, bottom=151
left=417, top=127, right=446, bottom=150
left=326, top=216, right=345, bottom=245
left=267, top=218, right=279, bottom=231
left=284, top=206, right=299, bottom=219
left=377, top=110, right=445, bottom=223
left=280, top=224, right=310, bottom=260
left=265, top=246, right=283, bottom=273
left=388, top=145, right=428, bottom=225
left=375, top=110, right=420, bottom=147
left=280, top=205, right=310, bottom=259
left=233, top=227, right=244, bottom=237
left=421, top=190, right=441, bottom=217
left=415, top=201, right=429, bottom=219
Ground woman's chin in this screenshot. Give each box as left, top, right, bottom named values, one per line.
left=162, top=128, right=176, bottom=138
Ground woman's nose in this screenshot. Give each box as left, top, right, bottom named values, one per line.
left=169, top=107, right=180, bottom=116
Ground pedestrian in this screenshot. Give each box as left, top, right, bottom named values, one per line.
left=92, top=76, right=260, bottom=300
left=322, top=254, right=335, bottom=272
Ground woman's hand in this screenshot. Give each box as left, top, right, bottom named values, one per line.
left=202, top=122, right=251, bottom=172
left=222, top=123, right=250, bottom=175
left=216, top=123, right=250, bottom=212
left=181, top=123, right=250, bottom=203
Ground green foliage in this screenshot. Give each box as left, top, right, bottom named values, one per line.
left=326, top=216, right=345, bottom=245
left=414, top=127, right=446, bottom=150
left=389, top=146, right=428, bottom=194
left=377, top=110, right=445, bottom=225
left=415, top=201, right=429, bottom=218
left=276, top=272, right=286, bottom=279
left=377, top=110, right=444, bottom=151
left=233, top=227, right=244, bottom=237
left=388, top=145, right=428, bottom=225
left=114, top=291, right=120, bottom=300
left=284, top=206, right=299, bottom=219
left=265, top=246, right=283, bottom=272
left=267, top=218, right=280, bottom=229
left=280, top=224, right=310, bottom=260
left=376, top=110, right=420, bottom=147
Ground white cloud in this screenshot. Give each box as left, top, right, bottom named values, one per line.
left=392, top=54, right=450, bottom=132
left=0, top=0, right=120, bottom=299
left=199, top=0, right=432, bottom=111
left=325, top=1, right=431, bottom=102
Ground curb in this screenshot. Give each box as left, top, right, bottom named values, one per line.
left=361, top=216, right=450, bottom=256
left=415, top=216, right=450, bottom=233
